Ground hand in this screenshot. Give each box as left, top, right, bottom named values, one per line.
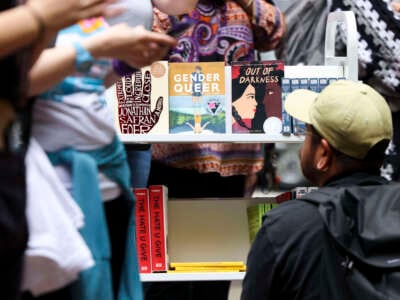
left=84, top=24, right=177, bottom=68
left=393, top=2, right=400, bottom=13
left=26, top=0, right=121, bottom=31
left=116, top=68, right=163, bottom=134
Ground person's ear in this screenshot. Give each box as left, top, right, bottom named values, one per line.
left=315, top=138, right=333, bottom=172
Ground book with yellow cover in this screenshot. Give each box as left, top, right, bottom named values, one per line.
left=171, top=266, right=246, bottom=272
left=170, top=261, right=245, bottom=268
left=168, top=268, right=245, bottom=273
left=169, top=62, right=226, bottom=134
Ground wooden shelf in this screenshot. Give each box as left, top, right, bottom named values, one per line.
left=140, top=272, right=245, bottom=282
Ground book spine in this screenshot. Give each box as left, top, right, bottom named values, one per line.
left=247, top=204, right=265, bottom=243
left=149, top=185, right=168, bottom=272
left=281, top=78, right=292, bottom=136
left=318, top=78, right=329, bottom=92
left=292, top=78, right=308, bottom=135
left=134, top=188, right=152, bottom=273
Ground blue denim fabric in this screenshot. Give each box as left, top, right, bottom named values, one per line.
left=126, top=146, right=152, bottom=189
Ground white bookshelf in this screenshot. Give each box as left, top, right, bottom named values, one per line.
left=126, top=11, right=358, bottom=300
left=117, top=64, right=345, bottom=144
left=140, top=272, right=245, bottom=282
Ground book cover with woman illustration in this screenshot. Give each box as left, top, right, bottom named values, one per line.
left=169, top=62, right=226, bottom=134
left=231, top=61, right=284, bottom=134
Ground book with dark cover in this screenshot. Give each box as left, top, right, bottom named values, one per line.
left=231, top=60, right=284, bottom=134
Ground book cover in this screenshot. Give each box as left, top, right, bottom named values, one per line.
left=168, top=62, right=226, bottom=134
left=231, top=60, right=284, bottom=134
left=247, top=203, right=266, bottom=243
left=149, top=185, right=168, bottom=272
left=275, top=191, right=292, bottom=204
left=291, top=186, right=308, bottom=199
left=105, top=61, right=169, bottom=134
left=133, top=188, right=152, bottom=273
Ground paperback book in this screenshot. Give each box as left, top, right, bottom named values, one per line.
left=168, top=261, right=246, bottom=272
left=247, top=202, right=278, bottom=243
left=168, top=62, right=226, bottom=134
left=133, top=188, right=152, bottom=273
left=231, top=60, right=284, bottom=134
left=105, top=60, right=169, bottom=134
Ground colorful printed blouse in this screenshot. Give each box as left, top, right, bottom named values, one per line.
left=151, top=0, right=285, bottom=177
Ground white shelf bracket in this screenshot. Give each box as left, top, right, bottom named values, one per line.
left=324, top=11, right=358, bottom=81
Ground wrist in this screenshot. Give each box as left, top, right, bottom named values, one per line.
left=72, top=42, right=95, bottom=73
left=24, top=4, right=46, bottom=43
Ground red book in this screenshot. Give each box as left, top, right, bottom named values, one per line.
left=134, top=188, right=152, bottom=273
left=149, top=185, right=168, bottom=272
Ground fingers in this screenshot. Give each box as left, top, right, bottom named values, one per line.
left=124, top=73, right=135, bottom=99
left=145, top=31, right=178, bottom=48
left=142, top=70, right=151, bottom=105
left=132, top=69, right=142, bottom=101
left=27, top=0, right=117, bottom=31
left=151, top=96, right=163, bottom=120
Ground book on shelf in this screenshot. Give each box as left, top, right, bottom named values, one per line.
left=169, top=261, right=246, bottom=272
left=274, top=191, right=292, bottom=204
left=292, top=186, right=319, bottom=199
left=170, top=261, right=245, bottom=268
left=231, top=60, right=284, bottom=134
left=292, top=78, right=308, bottom=135
left=149, top=185, right=169, bottom=272
left=291, top=186, right=308, bottom=199
left=247, top=202, right=278, bottom=243
left=281, top=78, right=292, bottom=136
left=133, top=188, right=152, bottom=273
left=168, top=61, right=226, bottom=134
left=318, top=78, right=329, bottom=92
left=105, top=60, right=169, bottom=135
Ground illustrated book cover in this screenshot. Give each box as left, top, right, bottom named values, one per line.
left=105, top=60, right=169, bottom=135
left=231, top=60, right=284, bottom=134
left=149, top=185, right=168, bottom=272
left=133, top=188, right=152, bottom=273
left=168, top=62, right=226, bottom=134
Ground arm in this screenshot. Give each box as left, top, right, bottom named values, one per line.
left=234, top=0, right=286, bottom=51
left=241, top=224, right=278, bottom=300
left=0, top=5, right=44, bottom=58
left=151, top=0, right=197, bottom=15
left=28, top=24, right=177, bottom=96
left=0, top=0, right=122, bottom=59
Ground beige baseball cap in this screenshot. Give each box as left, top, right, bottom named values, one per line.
left=284, top=80, right=393, bottom=159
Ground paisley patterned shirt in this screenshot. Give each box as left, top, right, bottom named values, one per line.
left=152, top=0, right=285, bottom=178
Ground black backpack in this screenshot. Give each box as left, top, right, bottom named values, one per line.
left=301, top=178, right=400, bottom=299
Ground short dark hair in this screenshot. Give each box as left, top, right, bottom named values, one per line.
left=308, top=125, right=389, bottom=173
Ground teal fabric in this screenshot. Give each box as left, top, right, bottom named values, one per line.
left=48, top=136, right=143, bottom=300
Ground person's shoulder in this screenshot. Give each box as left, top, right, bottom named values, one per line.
left=262, top=199, right=324, bottom=238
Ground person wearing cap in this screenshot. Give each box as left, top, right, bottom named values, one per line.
left=241, top=80, right=395, bottom=300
